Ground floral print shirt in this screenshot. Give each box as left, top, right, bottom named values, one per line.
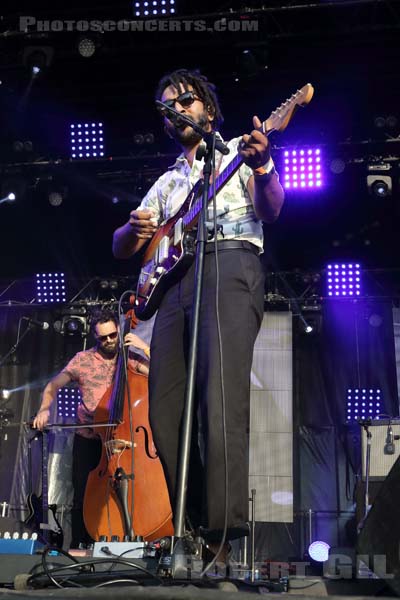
left=137, top=135, right=266, bottom=252
left=62, top=347, right=117, bottom=427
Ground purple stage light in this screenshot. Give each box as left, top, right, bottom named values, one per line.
left=70, top=122, right=104, bottom=159
left=346, top=388, right=382, bottom=423
left=36, top=272, right=67, bottom=304
left=282, top=147, right=323, bottom=190
left=57, top=387, right=81, bottom=421
left=133, top=0, right=175, bottom=17
left=326, top=263, right=362, bottom=297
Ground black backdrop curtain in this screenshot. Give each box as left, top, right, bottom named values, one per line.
left=1, top=299, right=398, bottom=557
left=293, top=299, right=399, bottom=555
left=0, top=305, right=86, bottom=532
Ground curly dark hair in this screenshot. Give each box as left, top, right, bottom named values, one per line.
left=90, top=308, right=118, bottom=334
left=155, top=68, right=224, bottom=130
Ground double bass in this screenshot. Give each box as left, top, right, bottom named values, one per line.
left=83, top=311, right=173, bottom=541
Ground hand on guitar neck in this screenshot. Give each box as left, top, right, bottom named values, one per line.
left=239, top=115, right=271, bottom=171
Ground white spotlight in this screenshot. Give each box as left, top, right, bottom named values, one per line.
left=78, top=38, right=96, bottom=58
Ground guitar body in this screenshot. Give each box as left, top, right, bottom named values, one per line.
left=25, top=492, right=42, bottom=530
left=135, top=84, right=314, bottom=320
left=135, top=181, right=202, bottom=320
left=25, top=430, right=64, bottom=548
left=25, top=493, right=64, bottom=548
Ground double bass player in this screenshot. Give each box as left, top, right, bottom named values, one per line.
left=32, top=308, right=150, bottom=548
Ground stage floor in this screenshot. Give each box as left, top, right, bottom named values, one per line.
left=0, top=558, right=396, bottom=600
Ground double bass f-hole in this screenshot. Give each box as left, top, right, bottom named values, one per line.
left=135, top=425, right=158, bottom=460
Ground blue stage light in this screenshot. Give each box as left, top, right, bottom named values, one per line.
left=70, top=122, right=104, bottom=159
left=36, top=272, right=67, bottom=304
left=57, top=387, right=81, bottom=421
left=282, top=147, right=323, bottom=190
left=326, top=262, right=362, bottom=298
left=346, top=388, right=381, bottom=423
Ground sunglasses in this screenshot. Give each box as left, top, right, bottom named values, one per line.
left=97, top=331, right=118, bottom=342
left=162, top=91, right=200, bottom=110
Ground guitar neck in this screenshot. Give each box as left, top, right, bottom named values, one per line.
left=41, top=431, right=49, bottom=514
left=182, top=126, right=274, bottom=230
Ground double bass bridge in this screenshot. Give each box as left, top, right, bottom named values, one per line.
left=105, top=439, right=133, bottom=454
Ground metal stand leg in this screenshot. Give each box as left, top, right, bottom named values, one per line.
left=250, top=488, right=256, bottom=582
left=358, top=420, right=372, bottom=532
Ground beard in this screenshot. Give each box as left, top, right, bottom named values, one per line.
left=167, top=111, right=211, bottom=147
left=99, top=342, right=118, bottom=357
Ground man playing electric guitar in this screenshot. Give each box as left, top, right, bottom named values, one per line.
left=113, top=68, right=285, bottom=572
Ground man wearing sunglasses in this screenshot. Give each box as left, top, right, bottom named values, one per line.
left=32, top=308, right=150, bottom=548
left=113, top=69, right=284, bottom=571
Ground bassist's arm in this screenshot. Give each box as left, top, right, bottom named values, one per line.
left=32, top=372, right=72, bottom=430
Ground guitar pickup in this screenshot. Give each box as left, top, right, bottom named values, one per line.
left=174, top=218, right=183, bottom=246
left=158, top=236, right=170, bottom=262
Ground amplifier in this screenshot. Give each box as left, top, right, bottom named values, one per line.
left=361, top=419, right=400, bottom=481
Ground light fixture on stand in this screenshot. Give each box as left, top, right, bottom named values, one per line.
left=367, top=163, right=392, bottom=198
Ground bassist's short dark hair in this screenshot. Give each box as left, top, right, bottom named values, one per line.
left=155, top=68, right=224, bottom=130
left=90, top=308, right=118, bottom=334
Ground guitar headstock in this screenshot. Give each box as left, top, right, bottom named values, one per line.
left=262, top=83, right=314, bottom=135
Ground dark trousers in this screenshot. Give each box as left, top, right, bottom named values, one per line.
left=71, top=433, right=102, bottom=548
left=149, top=247, right=264, bottom=542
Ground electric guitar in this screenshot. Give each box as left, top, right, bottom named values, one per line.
left=24, top=429, right=64, bottom=548
left=135, top=83, right=314, bottom=320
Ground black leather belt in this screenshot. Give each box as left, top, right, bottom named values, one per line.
left=205, top=240, right=260, bottom=256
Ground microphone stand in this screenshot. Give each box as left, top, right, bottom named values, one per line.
left=156, top=102, right=229, bottom=578
left=0, top=318, right=34, bottom=367
left=358, top=418, right=372, bottom=533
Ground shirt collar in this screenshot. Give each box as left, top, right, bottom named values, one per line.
left=168, top=132, right=224, bottom=170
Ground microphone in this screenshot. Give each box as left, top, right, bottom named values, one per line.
left=155, top=100, right=230, bottom=155
left=22, top=317, right=50, bottom=331
left=156, top=102, right=185, bottom=128
left=384, top=423, right=395, bottom=455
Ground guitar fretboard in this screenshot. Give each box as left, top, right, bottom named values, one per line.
left=41, top=431, right=49, bottom=513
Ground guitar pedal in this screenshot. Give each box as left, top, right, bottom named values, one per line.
left=0, top=532, right=44, bottom=554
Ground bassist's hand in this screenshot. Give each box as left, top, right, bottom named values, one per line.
left=128, top=209, right=158, bottom=239
left=124, top=332, right=150, bottom=356
left=239, top=115, right=271, bottom=170
left=32, top=409, right=50, bottom=430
